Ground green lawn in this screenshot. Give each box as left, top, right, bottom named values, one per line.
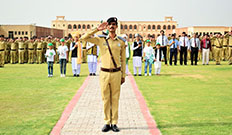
left=0, top=63, right=89, bottom=135
left=129, top=61, right=232, bottom=135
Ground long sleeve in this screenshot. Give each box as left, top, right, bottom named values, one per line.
left=80, top=28, right=101, bottom=45
left=70, top=42, right=76, bottom=51
left=132, top=42, right=139, bottom=50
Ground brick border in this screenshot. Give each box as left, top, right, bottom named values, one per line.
left=50, top=76, right=91, bottom=135
left=128, top=73, right=161, bottom=135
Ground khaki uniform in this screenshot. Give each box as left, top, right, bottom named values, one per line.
left=0, top=41, right=6, bottom=67
left=28, top=41, right=35, bottom=64
left=24, top=41, right=29, bottom=63
left=81, top=28, right=126, bottom=125
left=18, top=41, right=25, bottom=64
left=228, top=35, right=232, bottom=65
left=215, top=37, right=223, bottom=64
left=10, top=42, right=18, bottom=64
left=36, top=41, right=43, bottom=64
left=210, top=37, right=216, bottom=60
left=42, top=41, right=47, bottom=63
left=5, top=42, right=11, bottom=63
left=222, top=36, right=229, bottom=61
left=82, top=40, right=87, bottom=63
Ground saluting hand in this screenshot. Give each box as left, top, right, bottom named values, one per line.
left=97, top=22, right=108, bottom=31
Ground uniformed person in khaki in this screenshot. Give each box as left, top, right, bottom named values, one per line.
left=5, top=39, right=11, bottom=64
left=17, top=38, right=25, bottom=64
left=215, top=34, right=223, bottom=65
left=222, top=34, right=228, bottom=61
left=28, top=38, right=36, bottom=64
left=81, top=17, right=126, bottom=132
left=228, top=31, right=232, bottom=65
left=0, top=36, right=6, bottom=67
left=36, top=39, right=43, bottom=64
left=10, top=39, right=18, bottom=64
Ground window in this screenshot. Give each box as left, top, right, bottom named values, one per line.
left=129, top=34, right=132, bottom=38
left=63, top=24, right=65, bottom=27
left=73, top=24, right=77, bottom=29
left=163, top=25, right=166, bottom=30
left=82, top=24, right=86, bottom=29
left=121, top=24, right=123, bottom=29
left=22, top=31, right=24, bottom=35
left=53, top=24, right=55, bottom=27
left=124, top=25, right=128, bottom=29
left=134, top=25, right=137, bottom=29
left=129, top=25, right=132, bottom=29
left=15, top=31, right=17, bottom=35
left=68, top=24, right=72, bottom=29
left=172, top=25, right=176, bottom=29
left=78, top=24, right=81, bottom=29
left=87, top=24, right=90, bottom=29
left=148, top=25, right=151, bottom=29
left=25, top=31, right=28, bottom=35
left=168, top=25, right=171, bottom=30
left=157, top=25, right=161, bottom=30
left=152, top=25, right=156, bottom=30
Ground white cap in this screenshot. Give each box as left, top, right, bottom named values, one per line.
left=122, top=34, right=127, bottom=39
left=135, top=33, right=139, bottom=37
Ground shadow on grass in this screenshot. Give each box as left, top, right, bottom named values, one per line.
left=158, top=122, right=232, bottom=129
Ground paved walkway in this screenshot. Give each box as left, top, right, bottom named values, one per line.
left=51, top=66, right=161, bottom=135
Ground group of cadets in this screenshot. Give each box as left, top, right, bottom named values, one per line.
left=0, top=30, right=231, bottom=76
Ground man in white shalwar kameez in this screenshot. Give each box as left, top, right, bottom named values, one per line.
left=132, top=34, right=143, bottom=76
left=86, top=42, right=99, bottom=76
left=70, top=37, right=82, bottom=77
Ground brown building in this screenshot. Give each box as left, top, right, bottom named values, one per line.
left=0, top=24, right=64, bottom=39
left=52, top=16, right=178, bottom=41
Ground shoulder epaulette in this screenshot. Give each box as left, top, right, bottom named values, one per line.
left=117, top=36, right=126, bottom=42
left=98, top=35, right=107, bottom=38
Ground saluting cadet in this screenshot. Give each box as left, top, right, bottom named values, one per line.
left=81, top=17, right=126, bottom=132
left=36, top=38, right=43, bottom=64
left=28, top=38, right=35, bottom=64
left=10, top=39, right=18, bottom=64
left=132, top=34, right=143, bottom=76
left=189, top=33, right=201, bottom=65
left=201, top=35, right=211, bottom=65
left=179, top=32, right=190, bottom=65
left=17, top=38, right=25, bottom=64
left=156, top=30, right=169, bottom=65
left=70, top=36, right=82, bottom=77
left=168, top=34, right=179, bottom=65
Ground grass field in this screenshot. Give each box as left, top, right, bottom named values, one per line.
left=0, top=63, right=89, bottom=135
left=129, top=61, right=232, bottom=135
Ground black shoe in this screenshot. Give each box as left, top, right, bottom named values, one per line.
left=111, top=124, right=120, bottom=132
left=134, top=74, right=137, bottom=76
left=89, top=73, right=92, bottom=76
left=93, top=73, right=96, bottom=76
left=73, top=74, right=76, bottom=77
left=76, top=74, right=80, bottom=77
left=139, top=74, right=142, bottom=76
left=102, top=124, right=111, bottom=132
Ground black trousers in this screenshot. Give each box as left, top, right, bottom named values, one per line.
left=180, top=46, right=188, bottom=65
left=170, top=48, right=177, bottom=65
left=191, top=47, right=198, bottom=65
left=161, top=46, right=167, bottom=64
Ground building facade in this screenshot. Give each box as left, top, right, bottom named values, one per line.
left=52, top=16, right=178, bottom=41
left=0, top=24, right=64, bottom=39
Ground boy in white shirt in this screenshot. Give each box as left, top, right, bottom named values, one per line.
left=143, top=40, right=154, bottom=76
left=45, top=43, right=56, bottom=77
left=154, top=43, right=162, bottom=75
left=57, top=38, right=69, bottom=77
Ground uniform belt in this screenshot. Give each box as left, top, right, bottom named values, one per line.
left=230, top=46, right=232, bottom=47
left=223, top=45, right=228, bottom=47
left=216, top=46, right=222, bottom=48
left=0, top=49, right=4, bottom=51
left=82, top=47, right=86, bottom=49
left=28, top=48, right=34, bottom=50
left=101, top=67, right=121, bottom=72
left=212, top=45, right=216, bottom=47
left=19, top=48, right=24, bottom=50
left=37, top=48, right=42, bottom=50
left=11, top=49, right=16, bottom=51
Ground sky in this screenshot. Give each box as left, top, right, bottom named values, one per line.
left=0, top=0, right=232, bottom=28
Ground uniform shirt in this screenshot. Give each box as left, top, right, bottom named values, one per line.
left=81, top=28, right=126, bottom=78
left=215, top=38, right=223, bottom=47
left=45, top=49, right=56, bottom=62
left=189, top=38, right=201, bottom=50
left=57, top=45, right=68, bottom=59
left=143, top=46, right=154, bottom=60
left=179, top=36, right=190, bottom=48
left=86, top=42, right=99, bottom=56
left=168, top=39, right=179, bottom=49
left=156, top=35, right=168, bottom=46
left=229, top=36, right=232, bottom=45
